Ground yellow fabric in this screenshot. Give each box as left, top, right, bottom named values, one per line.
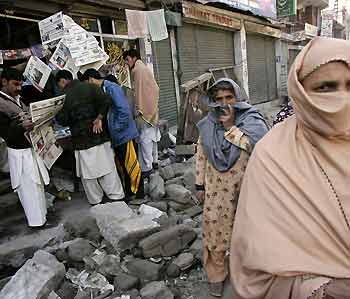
left=125, top=140, right=141, bottom=194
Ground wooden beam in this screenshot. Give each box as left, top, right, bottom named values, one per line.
left=245, top=21, right=281, bottom=38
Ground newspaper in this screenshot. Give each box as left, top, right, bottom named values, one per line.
left=30, top=95, right=65, bottom=126
left=28, top=95, right=65, bottom=169
left=29, top=124, right=63, bottom=169
left=24, top=56, right=52, bottom=92
left=39, top=12, right=65, bottom=45
left=62, top=15, right=108, bottom=67
left=49, top=41, right=80, bottom=76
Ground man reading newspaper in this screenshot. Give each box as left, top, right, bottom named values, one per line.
left=0, top=68, right=50, bottom=228
left=55, top=70, right=124, bottom=204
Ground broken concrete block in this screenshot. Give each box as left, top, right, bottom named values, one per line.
left=139, top=225, right=197, bottom=258
left=147, top=201, right=168, bottom=212
left=148, top=173, right=165, bottom=200
left=125, top=259, right=162, bottom=281
left=165, top=184, right=193, bottom=205
left=67, top=238, right=95, bottom=262
left=183, top=168, right=196, bottom=193
left=63, top=214, right=101, bottom=243
left=98, top=254, right=122, bottom=277
left=159, top=165, right=175, bottom=181
left=164, top=176, right=184, bottom=186
left=0, top=250, right=65, bottom=299
left=114, top=273, right=139, bottom=291
left=138, top=204, right=165, bottom=219
left=173, top=253, right=195, bottom=270
left=140, top=281, right=174, bottom=299
left=91, top=202, right=160, bottom=252
left=172, top=163, right=188, bottom=177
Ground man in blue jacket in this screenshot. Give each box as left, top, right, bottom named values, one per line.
left=82, top=69, right=143, bottom=199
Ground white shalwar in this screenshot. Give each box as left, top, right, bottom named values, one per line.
left=138, top=126, right=161, bottom=173
left=7, top=147, right=49, bottom=227
left=75, top=141, right=124, bottom=204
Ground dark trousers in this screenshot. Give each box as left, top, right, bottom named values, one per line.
left=115, top=140, right=144, bottom=198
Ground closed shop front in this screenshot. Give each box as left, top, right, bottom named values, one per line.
left=152, top=38, right=178, bottom=126
left=177, top=23, right=235, bottom=84
left=246, top=34, right=277, bottom=104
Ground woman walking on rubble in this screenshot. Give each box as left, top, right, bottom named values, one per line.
left=195, top=78, right=268, bottom=297
left=230, top=37, right=350, bottom=299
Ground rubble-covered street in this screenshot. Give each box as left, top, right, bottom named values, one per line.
left=0, top=157, right=233, bottom=299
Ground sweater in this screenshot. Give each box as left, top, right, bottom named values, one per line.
left=56, top=80, right=111, bottom=150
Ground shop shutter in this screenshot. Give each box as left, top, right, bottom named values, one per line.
left=153, top=38, right=178, bottom=126
left=177, top=24, right=235, bottom=84
left=265, top=37, right=277, bottom=101
left=247, top=34, right=277, bottom=104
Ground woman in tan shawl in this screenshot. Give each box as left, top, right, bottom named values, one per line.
left=230, top=37, right=350, bottom=298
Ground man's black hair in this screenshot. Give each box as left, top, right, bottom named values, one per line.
left=122, top=49, right=141, bottom=60
left=105, top=74, right=119, bottom=85
left=55, top=70, right=73, bottom=83
left=1, top=68, right=23, bottom=82
left=81, top=68, right=102, bottom=81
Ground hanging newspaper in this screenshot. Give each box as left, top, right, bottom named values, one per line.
left=62, top=15, right=108, bottom=67
left=28, top=95, right=65, bottom=169
left=49, top=41, right=80, bottom=77
left=30, top=95, right=65, bottom=126
left=39, top=12, right=65, bottom=45
left=24, top=56, right=52, bottom=92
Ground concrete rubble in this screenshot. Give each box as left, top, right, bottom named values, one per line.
left=0, top=157, right=217, bottom=298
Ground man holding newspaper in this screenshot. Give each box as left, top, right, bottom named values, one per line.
left=0, top=68, right=50, bottom=228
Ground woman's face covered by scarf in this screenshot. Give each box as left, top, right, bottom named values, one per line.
left=288, top=37, right=350, bottom=140
left=302, top=61, right=350, bottom=113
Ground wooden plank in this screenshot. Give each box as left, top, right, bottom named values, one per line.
left=245, top=21, right=281, bottom=38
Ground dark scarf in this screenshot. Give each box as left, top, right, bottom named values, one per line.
left=197, top=79, right=269, bottom=172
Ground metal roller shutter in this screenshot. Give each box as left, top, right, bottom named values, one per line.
left=177, top=23, right=235, bottom=84
left=153, top=38, right=178, bottom=126
left=247, top=34, right=277, bottom=104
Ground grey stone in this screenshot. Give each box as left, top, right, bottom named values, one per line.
left=140, top=281, right=174, bottom=299
left=172, top=163, right=188, bottom=177
left=126, top=259, right=162, bottom=281
left=165, top=185, right=193, bottom=205
left=98, top=254, right=121, bottom=277
left=0, top=277, right=11, bottom=291
left=189, top=239, right=203, bottom=262
left=158, top=215, right=182, bottom=229
left=91, top=202, right=160, bottom=252
left=125, top=289, right=140, bottom=299
left=173, top=253, right=195, bottom=270
left=0, top=226, right=65, bottom=272
left=166, top=263, right=180, bottom=278
left=183, top=168, right=196, bottom=193
left=48, top=291, right=62, bottom=299
left=182, top=218, right=198, bottom=228
left=56, top=280, right=78, bottom=299
left=147, top=201, right=168, bottom=213
left=63, top=215, right=101, bottom=243
left=0, top=250, right=65, bottom=299
left=164, top=176, right=184, bottom=186
left=139, top=225, right=197, bottom=258
left=159, top=165, right=175, bottom=181
left=67, top=238, right=95, bottom=262
left=168, top=201, right=190, bottom=212
left=148, top=173, right=165, bottom=200
left=114, top=273, right=139, bottom=291
left=182, top=205, right=203, bottom=218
